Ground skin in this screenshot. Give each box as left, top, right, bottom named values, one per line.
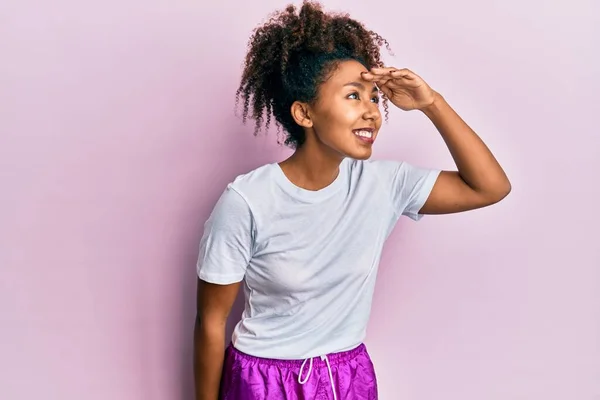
left=194, top=280, right=240, bottom=400
left=195, top=59, right=511, bottom=399
left=279, top=59, right=384, bottom=190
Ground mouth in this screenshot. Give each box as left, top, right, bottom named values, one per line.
left=352, top=128, right=375, bottom=144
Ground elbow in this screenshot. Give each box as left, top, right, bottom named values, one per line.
left=485, top=178, right=512, bottom=205
left=195, top=313, right=227, bottom=337
left=499, top=176, right=512, bottom=199
left=503, top=179, right=512, bottom=197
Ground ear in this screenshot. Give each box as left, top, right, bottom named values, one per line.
left=290, top=101, right=313, bottom=128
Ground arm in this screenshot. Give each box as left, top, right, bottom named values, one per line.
left=419, top=92, right=511, bottom=214
left=363, top=67, right=511, bottom=214
left=194, top=278, right=241, bottom=400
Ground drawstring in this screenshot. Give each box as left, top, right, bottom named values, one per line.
left=298, top=355, right=337, bottom=400
left=321, top=355, right=337, bottom=400
left=298, top=357, right=313, bottom=384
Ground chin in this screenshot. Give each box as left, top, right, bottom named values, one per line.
left=345, top=147, right=373, bottom=160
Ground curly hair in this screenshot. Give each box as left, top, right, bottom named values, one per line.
left=235, top=1, right=391, bottom=148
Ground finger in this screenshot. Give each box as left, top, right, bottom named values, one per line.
left=374, top=76, right=393, bottom=86
left=369, top=67, right=398, bottom=75
left=378, top=84, right=393, bottom=99
left=382, top=80, right=403, bottom=89
left=361, top=71, right=375, bottom=80
left=361, top=72, right=393, bottom=84
left=376, top=75, right=413, bottom=89
left=370, top=67, right=416, bottom=80
left=364, top=68, right=415, bottom=83
left=390, top=68, right=415, bottom=79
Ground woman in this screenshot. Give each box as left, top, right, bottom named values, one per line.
left=194, top=2, right=511, bottom=399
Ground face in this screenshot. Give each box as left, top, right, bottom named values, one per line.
left=302, top=59, right=382, bottom=160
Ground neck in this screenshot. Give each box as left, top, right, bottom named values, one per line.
left=279, top=135, right=344, bottom=191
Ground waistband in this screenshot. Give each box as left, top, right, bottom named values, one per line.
left=227, top=343, right=367, bottom=368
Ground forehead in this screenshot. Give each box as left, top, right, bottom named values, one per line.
left=325, top=59, right=373, bottom=87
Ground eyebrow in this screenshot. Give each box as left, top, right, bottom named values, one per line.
left=343, top=81, right=379, bottom=93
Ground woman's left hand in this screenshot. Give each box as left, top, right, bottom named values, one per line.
left=361, top=67, right=437, bottom=111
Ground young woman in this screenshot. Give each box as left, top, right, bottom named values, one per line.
left=194, top=2, right=511, bottom=399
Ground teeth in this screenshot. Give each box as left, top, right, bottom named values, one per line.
left=354, top=130, right=373, bottom=138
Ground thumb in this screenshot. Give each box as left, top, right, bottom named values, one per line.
left=379, top=85, right=393, bottom=99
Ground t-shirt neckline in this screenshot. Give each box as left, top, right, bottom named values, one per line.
left=272, top=159, right=347, bottom=202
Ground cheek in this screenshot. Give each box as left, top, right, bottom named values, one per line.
left=316, top=102, right=354, bottom=127
left=330, top=101, right=363, bottom=125
left=314, top=98, right=381, bottom=133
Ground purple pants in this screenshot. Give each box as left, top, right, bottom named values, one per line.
left=220, top=343, right=378, bottom=399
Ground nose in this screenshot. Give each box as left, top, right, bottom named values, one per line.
left=362, top=101, right=380, bottom=121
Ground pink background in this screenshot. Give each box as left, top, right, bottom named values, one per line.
left=1, top=0, right=599, bottom=399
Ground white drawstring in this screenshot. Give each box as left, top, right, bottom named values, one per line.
left=321, top=355, right=337, bottom=400
left=298, top=357, right=313, bottom=384
left=297, top=355, right=337, bottom=400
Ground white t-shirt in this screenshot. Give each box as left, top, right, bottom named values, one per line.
left=196, top=158, right=440, bottom=359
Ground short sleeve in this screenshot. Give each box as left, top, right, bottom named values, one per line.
left=196, top=185, right=255, bottom=284
left=371, top=160, right=440, bottom=221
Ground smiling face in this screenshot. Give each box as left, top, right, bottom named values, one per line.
left=296, top=59, right=382, bottom=161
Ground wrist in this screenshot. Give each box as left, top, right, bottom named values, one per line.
left=420, top=91, right=444, bottom=116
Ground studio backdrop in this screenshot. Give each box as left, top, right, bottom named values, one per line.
left=1, top=0, right=598, bottom=399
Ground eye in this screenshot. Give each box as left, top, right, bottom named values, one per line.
left=347, top=92, right=359, bottom=100
left=371, top=96, right=380, bottom=104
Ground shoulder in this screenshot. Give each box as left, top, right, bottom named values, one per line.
left=215, top=163, right=280, bottom=219
left=207, top=164, right=277, bottom=231
left=350, top=158, right=433, bottom=178
left=228, top=162, right=278, bottom=197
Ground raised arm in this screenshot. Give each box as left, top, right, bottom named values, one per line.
left=363, top=67, right=511, bottom=214
left=419, top=92, right=511, bottom=214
